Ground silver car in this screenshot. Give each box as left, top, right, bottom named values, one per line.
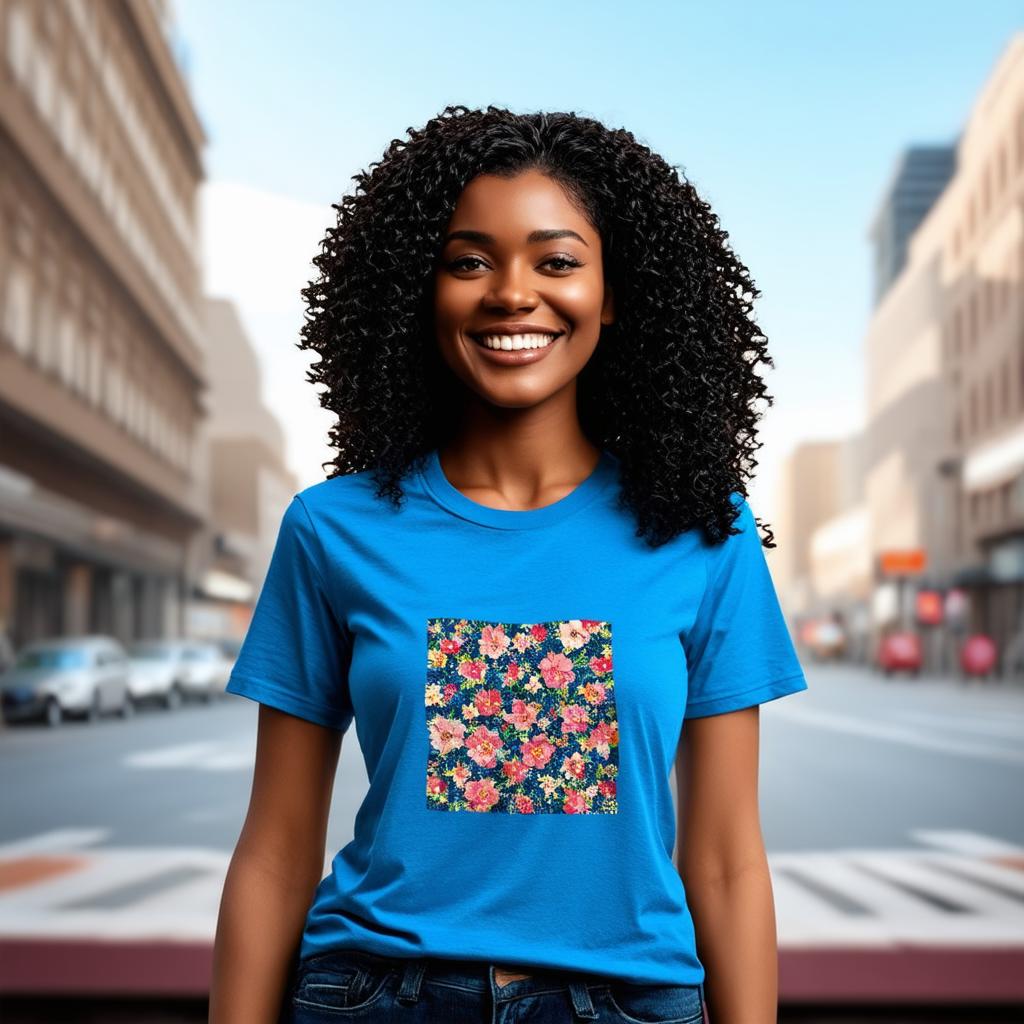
left=177, top=642, right=232, bottom=701
left=127, top=639, right=190, bottom=710
left=0, top=635, right=133, bottom=727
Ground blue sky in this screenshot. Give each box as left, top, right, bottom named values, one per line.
left=169, top=0, right=1023, bottom=502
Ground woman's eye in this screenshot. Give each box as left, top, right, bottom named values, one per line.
left=544, top=255, right=583, bottom=272
left=445, top=254, right=583, bottom=273
left=448, top=255, right=486, bottom=272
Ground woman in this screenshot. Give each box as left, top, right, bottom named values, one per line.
left=209, top=105, right=808, bottom=1024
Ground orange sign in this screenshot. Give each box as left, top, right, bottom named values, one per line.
left=916, top=590, right=943, bottom=625
left=879, top=549, right=927, bottom=576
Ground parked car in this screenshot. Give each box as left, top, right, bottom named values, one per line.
left=877, top=631, right=923, bottom=676
left=177, top=642, right=232, bottom=701
left=808, top=619, right=847, bottom=662
left=0, top=635, right=132, bottom=726
left=127, top=640, right=190, bottom=710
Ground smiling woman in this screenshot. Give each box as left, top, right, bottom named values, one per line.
left=209, top=105, right=808, bottom=1024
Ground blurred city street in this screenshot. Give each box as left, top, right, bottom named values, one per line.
left=2, top=0, right=1024, bottom=1019
left=1, top=664, right=1023, bottom=1013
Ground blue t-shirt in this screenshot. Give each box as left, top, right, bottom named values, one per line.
left=226, top=447, right=808, bottom=985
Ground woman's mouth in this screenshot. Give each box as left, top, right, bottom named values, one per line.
left=467, top=331, right=564, bottom=365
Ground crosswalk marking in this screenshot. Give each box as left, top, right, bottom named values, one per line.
left=0, top=830, right=1022, bottom=950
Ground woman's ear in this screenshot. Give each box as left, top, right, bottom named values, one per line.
left=601, top=282, right=615, bottom=326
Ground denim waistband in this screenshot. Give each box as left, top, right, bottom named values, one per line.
left=299, top=947, right=702, bottom=1002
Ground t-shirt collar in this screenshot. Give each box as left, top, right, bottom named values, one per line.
left=418, top=447, right=620, bottom=530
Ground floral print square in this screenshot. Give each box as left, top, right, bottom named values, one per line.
left=425, top=618, right=619, bottom=814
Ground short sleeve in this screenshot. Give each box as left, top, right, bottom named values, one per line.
left=682, top=493, right=808, bottom=719
left=225, top=495, right=354, bottom=733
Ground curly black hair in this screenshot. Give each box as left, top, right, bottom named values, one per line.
left=299, top=104, right=778, bottom=550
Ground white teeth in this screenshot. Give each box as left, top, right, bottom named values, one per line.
left=478, top=333, right=559, bottom=351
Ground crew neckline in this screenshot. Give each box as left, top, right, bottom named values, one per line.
left=419, top=447, right=620, bottom=530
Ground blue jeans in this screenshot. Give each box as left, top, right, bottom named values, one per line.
left=282, top=947, right=707, bottom=1023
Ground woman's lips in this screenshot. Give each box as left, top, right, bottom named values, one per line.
left=467, top=332, right=564, bottom=366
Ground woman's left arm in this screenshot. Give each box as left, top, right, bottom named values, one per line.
left=675, top=705, right=779, bottom=1024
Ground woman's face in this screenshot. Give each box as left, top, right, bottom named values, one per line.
left=433, top=168, right=614, bottom=410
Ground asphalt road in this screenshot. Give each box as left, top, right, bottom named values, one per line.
left=2, top=661, right=1022, bottom=853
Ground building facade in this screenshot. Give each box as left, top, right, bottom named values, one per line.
left=782, top=33, right=1024, bottom=671
left=0, top=0, right=208, bottom=649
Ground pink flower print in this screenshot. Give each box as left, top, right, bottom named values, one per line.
left=559, top=704, right=590, bottom=734
left=479, top=624, right=511, bottom=659
left=530, top=624, right=547, bottom=642
left=474, top=688, right=503, bottom=716
left=581, top=619, right=605, bottom=632
left=589, top=655, right=612, bottom=675
left=561, top=751, right=587, bottom=780
left=581, top=682, right=607, bottom=704
left=539, top=651, right=575, bottom=689
left=443, top=682, right=459, bottom=702
left=521, top=734, right=556, bottom=769
left=459, top=659, right=486, bottom=682
left=563, top=791, right=590, bottom=814
left=504, top=662, right=521, bottom=684
left=558, top=619, right=591, bottom=650
left=513, top=632, right=533, bottom=652
left=465, top=777, right=500, bottom=811
left=503, top=698, right=539, bottom=731
left=440, top=636, right=463, bottom=654
left=427, top=775, right=445, bottom=796
left=583, top=720, right=618, bottom=758
left=501, top=758, right=529, bottom=784
left=466, top=725, right=503, bottom=769
left=599, top=779, right=617, bottom=798
left=451, top=763, right=472, bottom=788
left=585, top=784, right=600, bottom=799
left=514, top=794, right=535, bottom=813
left=429, top=716, right=466, bottom=756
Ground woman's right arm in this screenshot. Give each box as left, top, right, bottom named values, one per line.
left=209, top=703, right=343, bottom=1023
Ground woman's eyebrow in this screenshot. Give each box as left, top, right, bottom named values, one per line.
left=442, top=228, right=589, bottom=247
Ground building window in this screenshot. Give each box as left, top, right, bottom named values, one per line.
left=2, top=263, right=34, bottom=355
left=5, top=2, right=32, bottom=85
left=57, top=313, right=76, bottom=388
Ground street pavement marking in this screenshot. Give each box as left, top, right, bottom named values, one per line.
left=891, top=709, right=1024, bottom=739
left=123, top=742, right=223, bottom=769
left=0, top=831, right=1023, bottom=951
left=0, top=830, right=108, bottom=856
left=123, top=740, right=255, bottom=771
left=909, top=829, right=1024, bottom=859
left=771, top=704, right=1024, bottom=765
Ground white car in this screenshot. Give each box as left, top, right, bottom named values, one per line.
left=176, top=642, right=232, bottom=701
left=0, top=635, right=133, bottom=726
left=127, top=640, right=191, bottom=710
